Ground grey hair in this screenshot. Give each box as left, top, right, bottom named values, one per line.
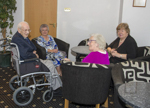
left=39, top=24, right=49, bottom=33
left=17, top=21, right=29, bottom=29
left=91, top=34, right=106, bottom=50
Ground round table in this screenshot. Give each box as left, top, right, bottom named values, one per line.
left=71, top=46, right=91, bottom=61
left=71, top=46, right=90, bottom=55
left=118, top=82, right=150, bottom=108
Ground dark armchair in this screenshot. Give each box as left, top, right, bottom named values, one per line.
left=112, top=60, right=150, bottom=108
left=60, top=60, right=114, bottom=108
left=31, top=37, right=70, bottom=60
left=134, top=46, right=150, bottom=61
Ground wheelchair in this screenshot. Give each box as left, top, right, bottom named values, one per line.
left=0, top=38, right=62, bottom=106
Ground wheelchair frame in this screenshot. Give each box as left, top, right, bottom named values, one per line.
left=0, top=38, right=61, bottom=106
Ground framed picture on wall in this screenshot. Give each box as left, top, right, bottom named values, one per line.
left=133, top=0, right=147, bottom=7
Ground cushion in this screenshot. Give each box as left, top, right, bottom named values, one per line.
left=61, top=60, right=110, bottom=69
left=121, top=60, right=150, bottom=83
left=19, top=61, right=49, bottom=76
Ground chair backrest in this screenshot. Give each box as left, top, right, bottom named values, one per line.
left=32, top=38, right=46, bottom=60
left=32, top=37, right=70, bottom=58
left=136, top=46, right=150, bottom=57
left=61, top=61, right=113, bottom=105
left=54, top=38, right=70, bottom=58
left=78, top=39, right=89, bottom=46
left=117, top=60, right=150, bottom=83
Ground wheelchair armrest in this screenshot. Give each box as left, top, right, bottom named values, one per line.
left=20, top=58, right=40, bottom=63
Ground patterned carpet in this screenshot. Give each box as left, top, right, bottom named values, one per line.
left=0, top=66, right=114, bottom=108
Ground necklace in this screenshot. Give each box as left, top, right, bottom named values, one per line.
left=119, top=40, right=124, bottom=43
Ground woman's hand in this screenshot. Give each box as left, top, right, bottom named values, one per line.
left=111, top=50, right=119, bottom=57
left=110, top=48, right=116, bottom=54
left=53, top=49, right=58, bottom=53
left=63, top=58, right=71, bottom=61
left=107, top=47, right=127, bottom=59
left=107, top=47, right=116, bottom=54
left=111, top=51, right=127, bottom=59
left=48, top=49, right=58, bottom=53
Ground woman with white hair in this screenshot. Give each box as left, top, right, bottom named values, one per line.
left=82, top=34, right=110, bottom=65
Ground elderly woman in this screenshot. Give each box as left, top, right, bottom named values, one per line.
left=107, top=23, right=138, bottom=63
left=36, top=24, right=66, bottom=76
left=82, top=34, right=110, bottom=65
left=64, top=34, right=110, bottom=65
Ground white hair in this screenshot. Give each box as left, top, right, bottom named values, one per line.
left=17, top=21, right=29, bottom=29
left=91, top=33, right=106, bottom=50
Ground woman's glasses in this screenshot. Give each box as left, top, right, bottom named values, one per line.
left=88, top=40, right=96, bottom=43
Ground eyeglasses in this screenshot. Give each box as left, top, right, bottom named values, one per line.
left=22, top=29, right=31, bottom=33
left=41, top=30, right=48, bottom=32
left=88, top=40, right=96, bottom=43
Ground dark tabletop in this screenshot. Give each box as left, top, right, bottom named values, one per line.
left=118, top=82, right=150, bottom=108
left=71, top=46, right=91, bottom=55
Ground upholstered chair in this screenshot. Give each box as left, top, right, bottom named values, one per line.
left=32, top=38, right=70, bottom=59
left=134, top=46, right=150, bottom=61
left=112, top=60, right=150, bottom=108
left=60, top=60, right=114, bottom=108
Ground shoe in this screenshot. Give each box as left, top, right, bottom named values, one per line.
left=53, top=87, right=62, bottom=96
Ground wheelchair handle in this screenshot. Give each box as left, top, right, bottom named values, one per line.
left=0, top=38, right=7, bottom=41
left=0, top=38, right=10, bottom=47
left=1, top=43, right=10, bottom=47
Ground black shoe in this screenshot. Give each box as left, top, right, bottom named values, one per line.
left=53, top=88, right=62, bottom=96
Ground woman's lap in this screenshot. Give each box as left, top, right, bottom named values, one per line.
left=46, top=50, right=66, bottom=67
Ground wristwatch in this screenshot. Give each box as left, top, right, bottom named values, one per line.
left=120, top=54, right=122, bottom=58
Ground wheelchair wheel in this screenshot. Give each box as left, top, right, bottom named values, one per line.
left=43, top=87, right=53, bottom=102
left=37, top=78, right=45, bottom=90
left=13, top=87, right=33, bottom=106
left=9, top=75, right=27, bottom=91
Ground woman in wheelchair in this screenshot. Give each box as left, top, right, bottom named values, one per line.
left=36, top=24, right=66, bottom=76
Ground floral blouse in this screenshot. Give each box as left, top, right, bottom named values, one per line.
left=36, top=35, right=66, bottom=67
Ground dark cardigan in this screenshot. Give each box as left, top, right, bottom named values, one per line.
left=108, top=35, right=138, bottom=63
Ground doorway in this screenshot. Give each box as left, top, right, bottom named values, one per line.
left=25, top=0, right=57, bottom=39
